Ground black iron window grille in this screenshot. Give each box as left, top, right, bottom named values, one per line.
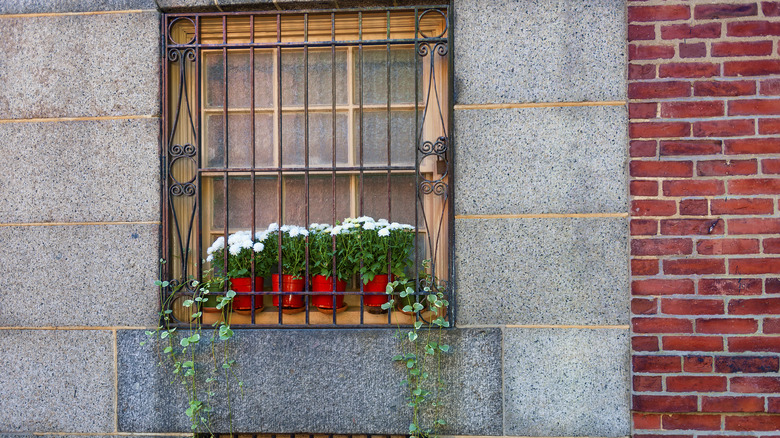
left=162, top=6, right=453, bottom=327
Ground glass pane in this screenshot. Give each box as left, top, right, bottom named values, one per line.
left=205, top=50, right=274, bottom=109
left=354, top=46, right=418, bottom=105
left=282, top=49, right=347, bottom=107
left=204, top=52, right=224, bottom=109
left=281, top=112, right=304, bottom=167
left=283, top=175, right=351, bottom=226
left=205, top=113, right=274, bottom=168
left=361, top=173, right=416, bottom=225
left=354, top=110, right=416, bottom=167
left=254, top=49, right=274, bottom=109
left=211, top=176, right=279, bottom=230
left=309, top=111, right=348, bottom=167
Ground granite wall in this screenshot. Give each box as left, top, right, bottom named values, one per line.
left=0, top=0, right=629, bottom=436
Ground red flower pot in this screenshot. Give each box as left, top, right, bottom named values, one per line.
left=363, top=274, right=393, bottom=307
left=230, top=277, right=264, bottom=311
left=271, top=274, right=305, bottom=308
left=311, top=275, right=346, bottom=309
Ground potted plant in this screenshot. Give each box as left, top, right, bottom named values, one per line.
left=206, top=230, right=271, bottom=312
left=266, top=224, right=307, bottom=310
left=308, top=222, right=359, bottom=311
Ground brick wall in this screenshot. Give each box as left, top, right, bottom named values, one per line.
left=629, top=0, right=780, bottom=435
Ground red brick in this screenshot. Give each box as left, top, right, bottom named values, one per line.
left=771, top=397, right=780, bottom=413
left=693, top=119, right=755, bottom=137
left=727, top=21, right=780, bottom=37
left=633, top=412, right=662, bottom=429
left=697, top=318, right=759, bottom=334
left=631, top=122, right=691, bottom=138
left=632, top=219, right=658, bottom=235
left=661, top=140, right=722, bottom=156
left=630, top=81, right=691, bottom=99
left=725, top=59, right=780, bottom=76
left=662, top=413, right=721, bottom=430
left=762, top=79, right=780, bottom=95
left=633, top=297, right=658, bottom=314
left=661, top=102, right=724, bottom=119
left=726, top=415, right=780, bottom=431
left=630, top=64, right=657, bottom=80
left=765, top=2, right=780, bottom=16
left=732, top=376, right=780, bottom=393
left=730, top=337, right=780, bottom=353
left=634, top=317, right=694, bottom=333
left=632, top=259, right=660, bottom=276
left=684, top=355, right=713, bottom=372
left=768, top=281, right=780, bottom=295
left=663, top=335, right=723, bottom=351
left=630, top=44, right=676, bottom=60
left=680, top=199, right=709, bottom=216
left=729, top=297, right=780, bottom=314
left=695, top=80, right=757, bottom=97
left=730, top=100, right=780, bottom=116
left=634, top=376, right=663, bottom=392
left=664, top=180, right=724, bottom=196
left=634, top=355, right=683, bottom=372
left=661, top=218, right=724, bottom=235
left=630, top=24, right=656, bottom=41
left=632, top=238, right=692, bottom=255
left=629, top=5, right=691, bottom=22
left=760, top=119, right=780, bottom=134
left=765, top=239, right=780, bottom=253
left=631, top=102, right=658, bottom=119
left=631, top=140, right=657, bottom=157
left=631, top=161, right=693, bottom=177
left=680, top=42, right=707, bottom=58
left=667, top=375, right=727, bottom=392
left=702, top=396, right=764, bottom=413
left=633, top=395, right=698, bottom=413
left=731, top=258, right=780, bottom=274
left=726, top=138, right=780, bottom=154
left=697, top=238, right=760, bottom=255
left=634, top=279, right=696, bottom=295
left=665, top=258, right=726, bottom=275
left=763, top=158, right=780, bottom=173
left=713, top=41, right=773, bottom=57
left=730, top=179, right=780, bottom=195
left=729, top=218, right=780, bottom=234
left=715, top=356, right=780, bottom=373
left=631, top=180, right=659, bottom=196
left=634, top=336, right=660, bottom=351
left=698, top=159, right=758, bottom=176
left=699, top=278, right=762, bottom=295
left=661, top=23, right=722, bottom=39
left=711, top=199, right=773, bottom=215
left=659, top=62, right=720, bottom=79
left=632, top=200, right=678, bottom=216
left=662, top=298, right=724, bottom=315
left=696, top=3, right=759, bottom=19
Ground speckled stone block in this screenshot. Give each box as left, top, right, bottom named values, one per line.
left=118, top=328, right=502, bottom=434
left=0, top=330, right=115, bottom=432
left=455, top=217, right=629, bottom=326
left=504, top=328, right=630, bottom=436
left=0, top=119, right=159, bottom=223
left=0, top=11, right=159, bottom=119
left=0, top=224, right=158, bottom=327
left=0, top=0, right=156, bottom=14
left=455, top=106, right=628, bottom=216
left=454, top=0, right=626, bottom=104
left=155, top=0, right=217, bottom=11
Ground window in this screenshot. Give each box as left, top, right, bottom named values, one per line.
left=162, top=6, right=451, bottom=327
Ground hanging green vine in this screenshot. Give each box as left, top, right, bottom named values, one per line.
left=141, top=259, right=243, bottom=436
left=384, top=273, right=450, bottom=438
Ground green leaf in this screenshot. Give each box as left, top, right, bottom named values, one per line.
left=439, top=344, right=450, bottom=352
left=190, top=333, right=200, bottom=342
left=182, top=299, right=194, bottom=307
left=402, top=305, right=413, bottom=313
left=409, top=423, right=418, bottom=433
left=154, top=280, right=162, bottom=286
left=414, top=321, right=423, bottom=330
left=163, top=346, right=173, bottom=354
left=380, top=302, right=392, bottom=310
left=145, top=330, right=153, bottom=336
left=226, top=290, right=237, bottom=299
left=392, top=354, right=404, bottom=361
left=408, top=331, right=418, bottom=342
left=406, top=359, right=415, bottom=368
left=427, top=294, right=436, bottom=302
left=161, top=281, right=170, bottom=288
left=412, top=302, right=424, bottom=312
left=180, top=338, right=189, bottom=347
left=437, top=419, right=447, bottom=425
left=183, top=360, right=194, bottom=368
left=160, top=331, right=169, bottom=339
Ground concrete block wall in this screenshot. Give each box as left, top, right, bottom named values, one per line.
left=0, top=0, right=629, bottom=436
left=628, top=0, right=780, bottom=435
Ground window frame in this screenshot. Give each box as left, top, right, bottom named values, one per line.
left=160, top=5, right=455, bottom=328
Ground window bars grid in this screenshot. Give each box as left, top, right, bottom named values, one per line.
left=162, top=6, right=453, bottom=328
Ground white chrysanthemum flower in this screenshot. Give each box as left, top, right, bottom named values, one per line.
left=255, top=231, right=268, bottom=241
left=289, top=227, right=300, bottom=237
left=299, top=228, right=309, bottom=237
left=240, top=238, right=253, bottom=249
left=389, top=222, right=402, bottom=230
left=330, top=226, right=342, bottom=235
left=267, top=223, right=279, bottom=232
left=343, top=217, right=357, bottom=224
left=280, top=225, right=290, bottom=232
left=402, top=224, right=415, bottom=230
left=378, top=227, right=390, bottom=237
left=363, top=221, right=377, bottom=230
left=206, top=254, right=214, bottom=262
left=229, top=245, right=241, bottom=256
left=376, top=218, right=389, bottom=226
left=207, top=236, right=225, bottom=254
left=253, top=242, right=264, bottom=253
left=356, top=216, right=374, bottom=223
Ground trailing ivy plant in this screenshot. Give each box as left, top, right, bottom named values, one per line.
left=383, top=272, right=450, bottom=438
left=141, top=259, right=243, bottom=436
